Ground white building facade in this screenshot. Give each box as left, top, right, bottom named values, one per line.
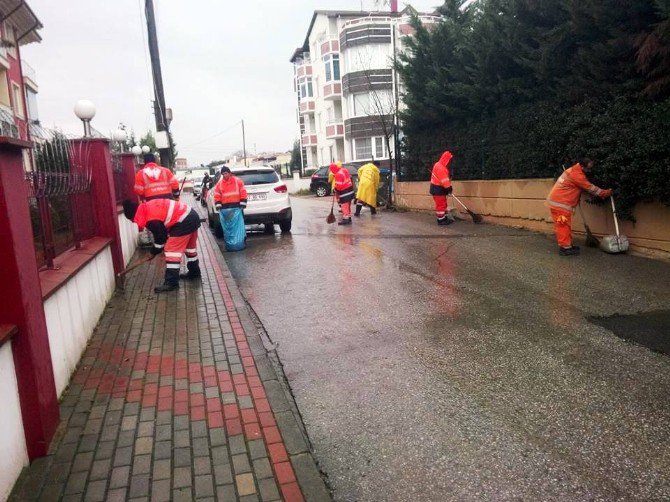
left=290, top=7, right=440, bottom=170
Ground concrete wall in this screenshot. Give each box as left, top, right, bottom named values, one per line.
left=118, top=212, right=138, bottom=266
left=397, top=179, right=670, bottom=257
left=0, top=342, right=29, bottom=502
left=44, top=248, right=115, bottom=397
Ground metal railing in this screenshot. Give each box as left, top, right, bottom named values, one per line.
left=25, top=131, right=95, bottom=269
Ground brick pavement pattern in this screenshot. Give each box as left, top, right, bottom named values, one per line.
left=9, top=209, right=323, bottom=501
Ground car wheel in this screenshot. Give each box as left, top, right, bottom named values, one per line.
left=315, top=185, right=328, bottom=197
left=279, top=218, right=292, bottom=233
left=213, top=221, right=223, bottom=238
left=264, top=223, right=275, bottom=234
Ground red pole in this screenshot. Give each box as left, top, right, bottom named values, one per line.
left=0, top=137, right=59, bottom=459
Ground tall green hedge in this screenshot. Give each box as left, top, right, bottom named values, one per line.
left=397, top=0, right=670, bottom=220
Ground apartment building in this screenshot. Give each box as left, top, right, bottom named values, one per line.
left=0, top=0, right=42, bottom=141
left=290, top=4, right=439, bottom=170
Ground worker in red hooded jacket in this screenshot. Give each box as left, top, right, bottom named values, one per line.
left=546, top=158, right=612, bottom=256
left=133, top=153, right=180, bottom=201
left=330, top=163, right=355, bottom=225
left=122, top=198, right=201, bottom=293
left=429, top=151, right=454, bottom=225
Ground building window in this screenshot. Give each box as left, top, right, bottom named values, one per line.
left=354, top=137, right=387, bottom=161
left=12, top=83, right=23, bottom=118
left=354, top=138, right=372, bottom=160
left=0, top=68, right=10, bottom=108
left=3, top=23, right=16, bottom=58
left=323, top=54, right=340, bottom=82
left=299, top=78, right=313, bottom=99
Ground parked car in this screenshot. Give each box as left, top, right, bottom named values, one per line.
left=192, top=176, right=204, bottom=198
left=309, top=165, right=359, bottom=197
left=206, top=166, right=292, bottom=237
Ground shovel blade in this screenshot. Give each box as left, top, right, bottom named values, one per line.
left=599, top=234, right=629, bottom=254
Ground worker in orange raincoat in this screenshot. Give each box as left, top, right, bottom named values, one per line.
left=133, top=153, right=180, bottom=201
left=429, top=151, right=454, bottom=225
left=546, top=158, right=612, bottom=256
left=122, top=198, right=201, bottom=293
left=330, top=163, right=355, bottom=225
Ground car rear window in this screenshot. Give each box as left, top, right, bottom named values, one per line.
left=236, top=170, right=279, bottom=186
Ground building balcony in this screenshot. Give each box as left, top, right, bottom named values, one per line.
left=325, top=121, right=344, bottom=140
left=295, top=63, right=313, bottom=79
left=301, top=134, right=317, bottom=147
left=299, top=99, right=315, bottom=115
left=323, top=82, right=342, bottom=101
left=320, top=39, right=339, bottom=56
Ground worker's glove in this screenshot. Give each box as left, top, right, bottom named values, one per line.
left=150, top=246, right=163, bottom=256
left=215, top=203, right=222, bottom=211
left=601, top=189, right=613, bottom=198
left=445, top=186, right=453, bottom=195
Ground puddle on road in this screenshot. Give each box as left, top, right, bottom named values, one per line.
left=589, top=310, right=670, bottom=356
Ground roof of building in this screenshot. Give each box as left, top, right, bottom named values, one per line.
left=0, top=0, right=43, bottom=46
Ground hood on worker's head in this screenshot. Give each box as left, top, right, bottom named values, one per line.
left=336, top=161, right=342, bottom=167
left=329, top=163, right=339, bottom=174
left=122, top=200, right=138, bottom=221
left=439, top=151, right=453, bottom=166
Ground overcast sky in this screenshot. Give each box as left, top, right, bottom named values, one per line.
left=22, top=0, right=441, bottom=166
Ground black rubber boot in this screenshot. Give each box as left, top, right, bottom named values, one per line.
left=558, top=246, right=580, bottom=256
left=354, top=204, right=362, bottom=217
left=180, top=260, right=201, bottom=280
left=371, top=206, right=377, bottom=215
left=437, top=217, right=452, bottom=226
left=338, top=218, right=352, bottom=225
left=154, top=282, right=178, bottom=293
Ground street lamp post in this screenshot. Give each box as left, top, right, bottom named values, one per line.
left=74, top=100, right=96, bottom=138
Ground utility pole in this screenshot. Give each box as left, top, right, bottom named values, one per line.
left=145, top=0, right=173, bottom=168
left=242, top=120, right=248, bottom=167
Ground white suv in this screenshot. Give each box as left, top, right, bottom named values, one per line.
left=206, top=165, right=292, bottom=237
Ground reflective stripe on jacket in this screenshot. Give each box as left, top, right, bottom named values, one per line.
left=134, top=198, right=191, bottom=231
left=213, top=176, right=248, bottom=209
left=133, top=163, right=180, bottom=200
left=546, top=163, right=604, bottom=212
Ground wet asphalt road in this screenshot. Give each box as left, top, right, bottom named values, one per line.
left=219, top=196, right=670, bottom=501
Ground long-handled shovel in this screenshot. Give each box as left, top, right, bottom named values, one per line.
left=326, top=193, right=336, bottom=224
left=451, top=194, right=483, bottom=224
left=116, top=254, right=156, bottom=278
left=599, top=196, right=629, bottom=254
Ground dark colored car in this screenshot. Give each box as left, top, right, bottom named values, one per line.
left=309, top=165, right=359, bottom=197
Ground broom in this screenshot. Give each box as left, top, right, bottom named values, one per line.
left=326, top=193, right=336, bottom=224
left=116, top=254, right=156, bottom=278
left=451, top=194, right=483, bottom=224
left=577, top=202, right=600, bottom=247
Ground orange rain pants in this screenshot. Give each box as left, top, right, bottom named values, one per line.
left=550, top=208, right=572, bottom=248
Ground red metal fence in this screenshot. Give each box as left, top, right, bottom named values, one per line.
left=25, top=133, right=96, bottom=269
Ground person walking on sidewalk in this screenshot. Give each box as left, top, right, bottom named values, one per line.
left=122, top=198, right=201, bottom=293
left=355, top=161, right=381, bottom=217
left=330, top=163, right=355, bottom=225
left=546, top=157, right=612, bottom=256
left=133, top=153, right=180, bottom=201
left=213, top=166, right=248, bottom=251
left=430, top=151, right=454, bottom=225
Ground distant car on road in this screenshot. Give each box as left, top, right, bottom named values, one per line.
left=192, top=176, right=204, bottom=198
left=309, top=165, right=359, bottom=197
left=206, top=166, right=292, bottom=237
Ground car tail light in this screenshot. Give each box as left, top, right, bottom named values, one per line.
left=274, top=184, right=288, bottom=193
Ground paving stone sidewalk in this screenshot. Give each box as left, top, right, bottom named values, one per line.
left=10, top=209, right=330, bottom=502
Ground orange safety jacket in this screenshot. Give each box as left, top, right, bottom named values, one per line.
left=133, top=198, right=200, bottom=252
left=213, top=175, right=248, bottom=209
left=134, top=163, right=180, bottom=200
left=331, top=165, right=355, bottom=202
left=546, top=163, right=606, bottom=213
left=430, top=151, right=453, bottom=196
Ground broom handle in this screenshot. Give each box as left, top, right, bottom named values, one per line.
left=452, top=194, right=468, bottom=211
left=610, top=196, right=621, bottom=238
